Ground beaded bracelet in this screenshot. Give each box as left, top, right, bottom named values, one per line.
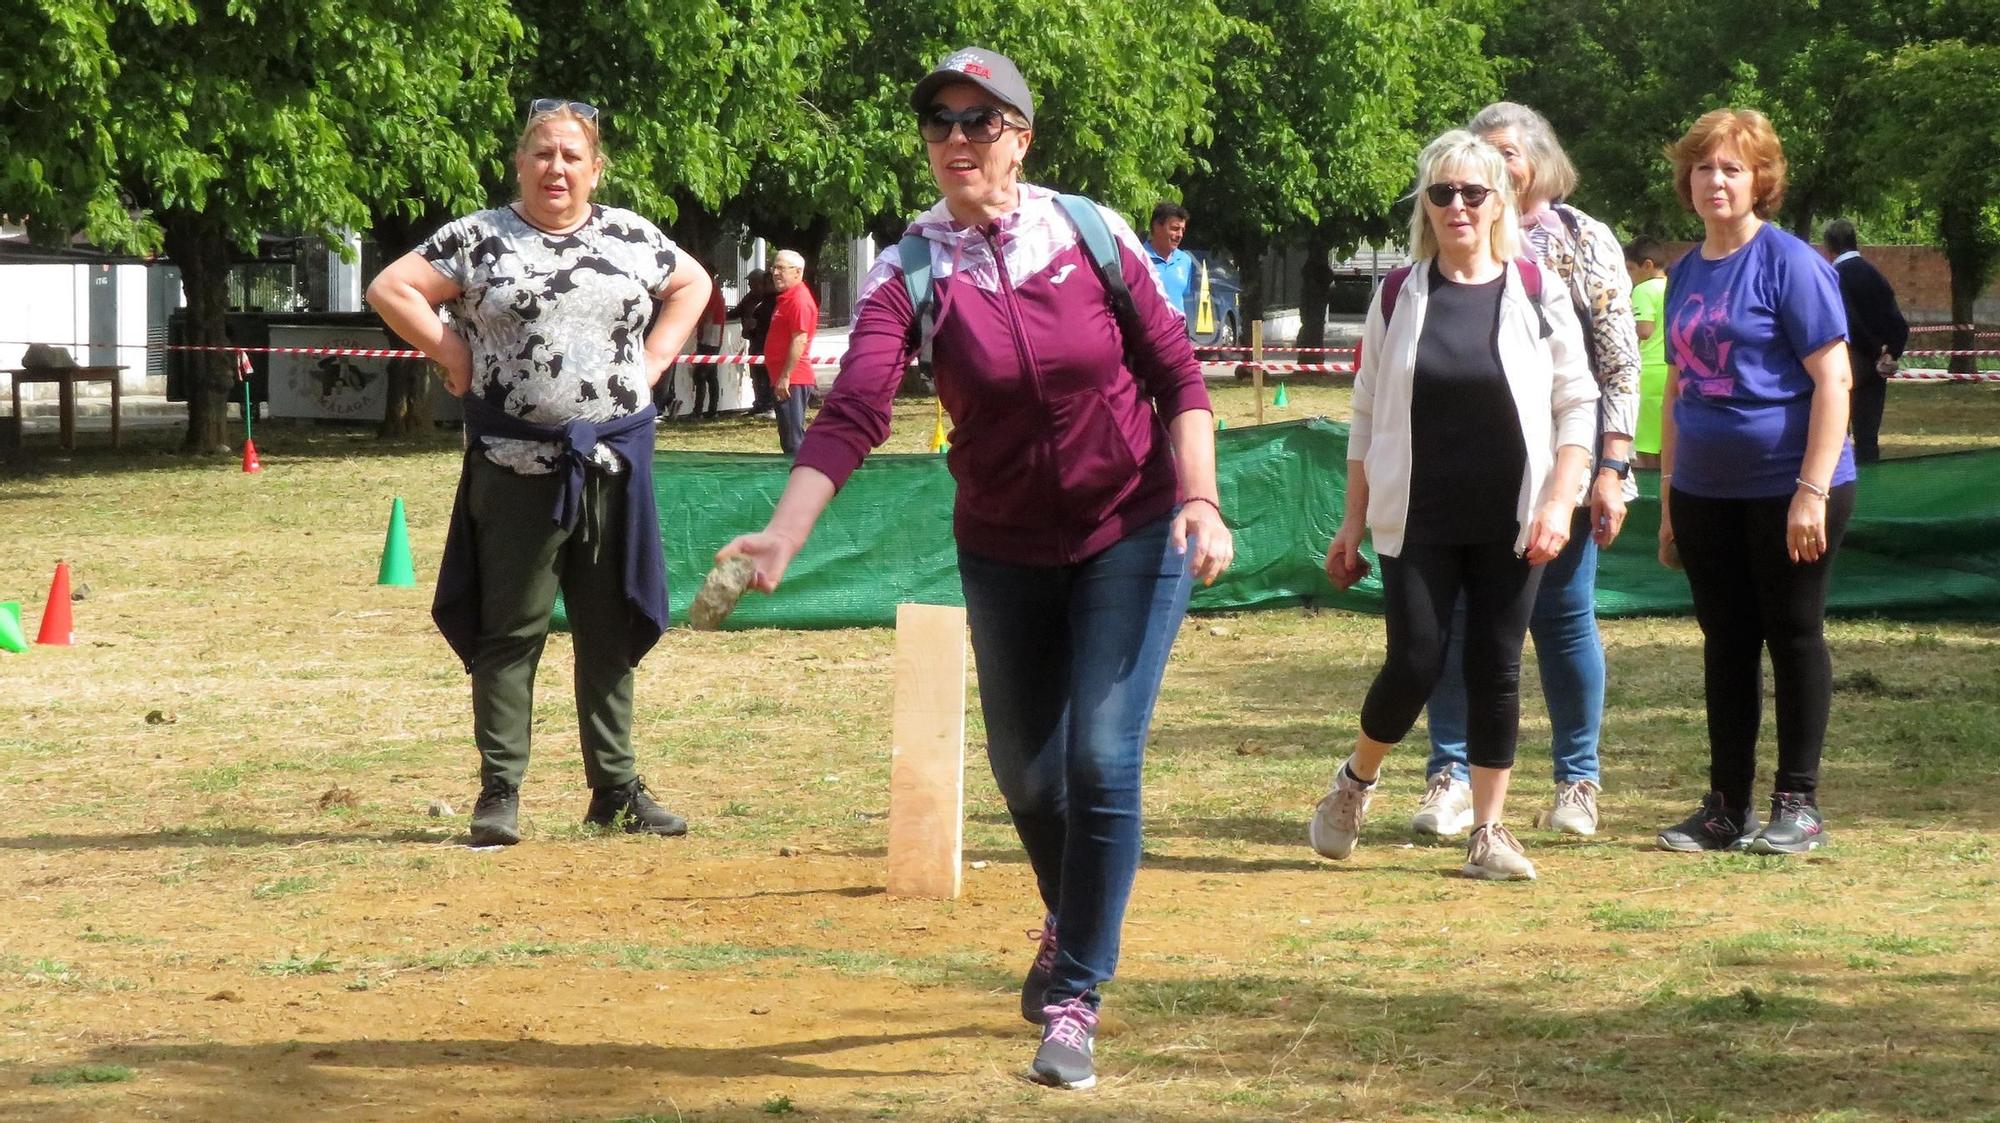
left=1183, top=496, right=1222, bottom=516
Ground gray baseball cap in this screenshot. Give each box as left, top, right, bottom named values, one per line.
left=910, top=47, right=1035, bottom=126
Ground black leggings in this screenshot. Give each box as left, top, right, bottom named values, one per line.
left=1671, top=483, right=1856, bottom=805
left=1361, top=540, right=1543, bottom=769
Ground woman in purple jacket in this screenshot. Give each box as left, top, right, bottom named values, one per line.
left=719, top=47, right=1229, bottom=1090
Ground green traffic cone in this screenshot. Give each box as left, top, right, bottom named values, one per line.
left=378, top=497, right=416, bottom=587
left=1215, top=417, right=1228, bottom=430
left=0, top=601, right=25, bottom=654
left=1273, top=381, right=1289, bottom=408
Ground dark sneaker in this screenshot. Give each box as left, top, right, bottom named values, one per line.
left=1656, top=791, right=1758, bottom=853
left=584, top=779, right=688, bottom=837
left=469, top=781, right=520, bottom=846
left=1748, top=792, right=1826, bottom=854
left=1028, top=998, right=1098, bottom=1089
left=1021, top=916, right=1058, bottom=1025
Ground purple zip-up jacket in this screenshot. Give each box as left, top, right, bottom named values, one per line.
left=794, top=184, right=1211, bottom=566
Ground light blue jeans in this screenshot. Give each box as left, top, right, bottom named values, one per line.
left=1424, top=508, right=1604, bottom=784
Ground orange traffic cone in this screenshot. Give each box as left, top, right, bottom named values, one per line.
left=36, top=561, right=74, bottom=646
left=241, top=437, right=262, bottom=473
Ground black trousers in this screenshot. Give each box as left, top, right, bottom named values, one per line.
left=1850, top=372, right=1887, bottom=464
left=1362, top=540, right=1543, bottom=769
left=1671, top=483, right=1856, bottom=805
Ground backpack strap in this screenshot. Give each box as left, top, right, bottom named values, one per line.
left=1515, top=257, right=1551, bottom=339
left=1055, top=193, right=1143, bottom=341
left=897, top=232, right=936, bottom=367
left=1378, top=264, right=1416, bottom=327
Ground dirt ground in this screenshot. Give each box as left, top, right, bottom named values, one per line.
left=6, top=386, right=2000, bottom=1122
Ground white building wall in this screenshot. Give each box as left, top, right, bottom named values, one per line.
left=0, top=262, right=162, bottom=398
left=116, top=264, right=149, bottom=390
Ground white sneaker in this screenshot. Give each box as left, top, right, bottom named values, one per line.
left=1410, top=771, right=1474, bottom=837
left=1308, top=757, right=1374, bottom=860
left=1463, top=822, right=1537, bottom=881
left=1547, top=779, right=1601, bottom=836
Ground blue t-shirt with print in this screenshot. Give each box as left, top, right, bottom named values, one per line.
left=1664, top=223, right=1853, bottom=499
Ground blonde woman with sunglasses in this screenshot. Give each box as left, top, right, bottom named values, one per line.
left=1310, top=130, right=1598, bottom=881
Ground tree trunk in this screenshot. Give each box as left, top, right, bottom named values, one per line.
left=1297, top=231, right=1335, bottom=357
left=370, top=213, right=449, bottom=438
left=1229, top=238, right=1269, bottom=381
left=160, top=208, right=236, bottom=455
left=378, top=356, right=436, bottom=437
left=1939, top=202, right=2000, bottom=375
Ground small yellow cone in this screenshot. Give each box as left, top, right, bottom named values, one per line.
left=929, top=401, right=949, bottom=453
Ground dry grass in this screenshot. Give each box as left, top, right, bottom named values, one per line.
left=3, top=380, right=1999, bottom=1123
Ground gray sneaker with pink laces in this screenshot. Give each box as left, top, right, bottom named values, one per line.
left=1029, top=997, right=1098, bottom=1089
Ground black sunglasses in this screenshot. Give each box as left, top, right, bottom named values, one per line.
left=529, top=98, right=600, bottom=121
left=919, top=105, right=1024, bottom=144
left=1425, top=182, right=1495, bottom=207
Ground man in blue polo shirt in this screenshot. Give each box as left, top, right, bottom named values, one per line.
left=1145, top=202, right=1194, bottom=330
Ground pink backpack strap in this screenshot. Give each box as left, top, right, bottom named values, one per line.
left=1378, top=264, right=1416, bottom=326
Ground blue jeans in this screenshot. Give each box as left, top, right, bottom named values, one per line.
left=958, top=514, right=1194, bottom=1010
left=1425, top=508, right=1604, bottom=784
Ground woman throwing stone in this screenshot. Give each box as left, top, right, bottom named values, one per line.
left=719, top=48, right=1229, bottom=1089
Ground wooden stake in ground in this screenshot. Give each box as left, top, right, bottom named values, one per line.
left=886, top=603, right=968, bottom=899
left=1251, top=319, right=1266, bottom=427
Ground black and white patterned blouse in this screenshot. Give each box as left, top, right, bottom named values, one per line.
left=420, top=204, right=679, bottom=474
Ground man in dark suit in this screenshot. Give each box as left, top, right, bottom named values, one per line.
left=1824, top=219, right=1910, bottom=463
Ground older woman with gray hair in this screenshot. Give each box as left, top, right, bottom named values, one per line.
left=1407, top=101, right=1642, bottom=844
left=1312, top=130, right=1598, bottom=881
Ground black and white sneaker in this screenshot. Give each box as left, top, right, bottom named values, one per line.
left=1656, top=791, right=1759, bottom=853
left=1028, top=998, right=1098, bottom=1089
left=1748, top=792, right=1826, bottom=854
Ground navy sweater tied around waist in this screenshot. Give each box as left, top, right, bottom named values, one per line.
left=432, top=394, right=669, bottom=671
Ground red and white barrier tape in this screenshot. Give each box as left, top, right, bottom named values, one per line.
left=1902, top=349, right=2000, bottom=357
left=1194, top=345, right=1357, bottom=355
left=0, top=340, right=840, bottom=365
left=1890, top=369, right=2000, bottom=382
left=1907, top=324, right=1990, bottom=334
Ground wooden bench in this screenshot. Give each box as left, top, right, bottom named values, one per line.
left=5, top=365, right=125, bottom=451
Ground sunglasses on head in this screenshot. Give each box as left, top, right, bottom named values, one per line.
left=919, top=105, right=1023, bottom=144
left=529, top=98, right=599, bottom=121
left=1425, top=182, right=1494, bottom=207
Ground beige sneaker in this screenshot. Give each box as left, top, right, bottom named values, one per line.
left=1308, top=757, right=1374, bottom=860
left=1547, top=779, right=1601, bottom=836
left=1463, top=822, right=1537, bottom=881
left=1410, top=771, right=1474, bottom=837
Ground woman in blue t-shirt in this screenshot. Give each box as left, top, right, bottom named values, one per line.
left=1654, top=109, right=1854, bottom=857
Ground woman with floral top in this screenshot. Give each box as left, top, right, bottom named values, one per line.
left=368, top=100, right=712, bottom=847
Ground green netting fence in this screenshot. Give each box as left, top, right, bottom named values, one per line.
left=555, top=418, right=2000, bottom=630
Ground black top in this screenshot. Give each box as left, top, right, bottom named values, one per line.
left=1407, top=261, right=1527, bottom=545
left=1833, top=255, right=1909, bottom=380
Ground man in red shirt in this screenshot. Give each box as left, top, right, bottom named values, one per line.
left=764, top=249, right=819, bottom=454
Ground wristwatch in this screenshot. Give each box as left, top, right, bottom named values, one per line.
left=1597, top=458, right=1632, bottom=480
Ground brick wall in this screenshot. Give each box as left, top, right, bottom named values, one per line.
left=1661, top=241, right=2000, bottom=325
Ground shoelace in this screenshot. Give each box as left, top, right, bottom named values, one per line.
left=1026, top=919, right=1059, bottom=972
left=1041, top=1001, right=1097, bottom=1051
left=1556, top=781, right=1597, bottom=810
left=1474, top=822, right=1523, bottom=853
left=1417, top=773, right=1458, bottom=809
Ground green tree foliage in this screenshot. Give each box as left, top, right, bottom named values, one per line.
left=3, top=0, right=518, bottom=452
left=1183, top=0, right=1499, bottom=339
left=1865, top=38, right=2000, bottom=366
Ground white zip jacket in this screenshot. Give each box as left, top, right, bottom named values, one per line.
left=1348, top=257, right=1599, bottom=558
